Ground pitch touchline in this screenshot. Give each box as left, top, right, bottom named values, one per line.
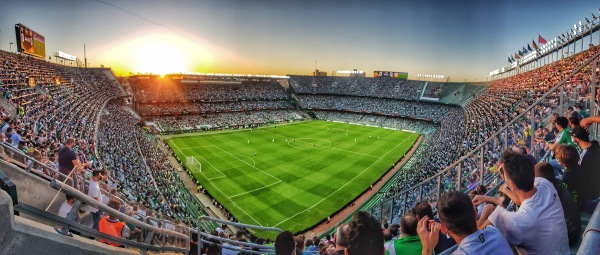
left=170, top=140, right=264, bottom=226
left=271, top=133, right=417, bottom=228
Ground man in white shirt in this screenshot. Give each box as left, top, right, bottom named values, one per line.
left=58, top=194, right=77, bottom=221
left=474, top=151, right=570, bottom=254
left=418, top=191, right=512, bottom=255
left=88, top=170, right=103, bottom=230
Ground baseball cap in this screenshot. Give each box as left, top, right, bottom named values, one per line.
left=568, top=126, right=590, bottom=142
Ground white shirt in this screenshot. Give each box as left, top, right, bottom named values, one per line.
left=453, top=226, right=512, bottom=255
left=488, top=177, right=569, bottom=255
left=88, top=179, right=100, bottom=213
left=58, top=201, right=73, bottom=218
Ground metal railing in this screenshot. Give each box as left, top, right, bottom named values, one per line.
left=48, top=179, right=190, bottom=254
left=363, top=47, right=600, bottom=226
left=578, top=199, right=600, bottom=255
left=196, top=216, right=282, bottom=255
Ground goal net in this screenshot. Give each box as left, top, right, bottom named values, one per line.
left=186, top=156, right=201, bottom=174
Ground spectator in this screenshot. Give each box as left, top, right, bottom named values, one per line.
left=331, top=223, right=349, bottom=255
left=88, top=169, right=103, bottom=230
left=548, top=117, right=575, bottom=175
left=385, top=213, right=421, bottom=255
left=303, top=239, right=318, bottom=254
left=388, top=224, right=399, bottom=240
left=418, top=191, right=512, bottom=255
left=555, top=144, right=588, bottom=210
left=275, top=231, right=295, bottom=255
left=346, top=211, right=384, bottom=255
left=57, top=138, right=82, bottom=185
left=474, top=151, right=569, bottom=254
left=412, top=201, right=456, bottom=253
left=569, top=126, right=600, bottom=202
left=534, top=162, right=581, bottom=246
left=58, top=194, right=77, bottom=220
left=99, top=199, right=130, bottom=247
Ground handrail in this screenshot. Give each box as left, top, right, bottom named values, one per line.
left=199, top=238, right=274, bottom=255
left=199, top=215, right=283, bottom=233
left=197, top=216, right=282, bottom=255
left=198, top=232, right=275, bottom=250
left=0, top=142, right=68, bottom=179
left=384, top=48, right=600, bottom=202
left=49, top=179, right=189, bottom=241
left=578, top=202, right=600, bottom=255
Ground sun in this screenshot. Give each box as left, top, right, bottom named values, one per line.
left=136, top=39, right=186, bottom=76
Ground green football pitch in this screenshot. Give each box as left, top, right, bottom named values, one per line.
left=167, top=120, right=419, bottom=237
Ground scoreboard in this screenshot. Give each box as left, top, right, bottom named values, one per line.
left=15, top=24, right=46, bottom=59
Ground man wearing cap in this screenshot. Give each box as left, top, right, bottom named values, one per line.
left=569, top=126, right=600, bottom=202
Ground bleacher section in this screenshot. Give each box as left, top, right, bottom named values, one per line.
left=0, top=33, right=599, bottom=254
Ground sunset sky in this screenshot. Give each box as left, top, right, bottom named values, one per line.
left=0, top=0, right=598, bottom=80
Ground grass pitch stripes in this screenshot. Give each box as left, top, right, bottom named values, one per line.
left=168, top=120, right=418, bottom=237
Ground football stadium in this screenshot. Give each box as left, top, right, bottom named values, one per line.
left=0, top=1, right=600, bottom=255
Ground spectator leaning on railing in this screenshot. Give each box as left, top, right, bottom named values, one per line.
left=473, top=151, right=569, bottom=254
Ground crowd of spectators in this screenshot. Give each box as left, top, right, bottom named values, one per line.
left=290, top=75, right=425, bottom=101
left=133, top=81, right=287, bottom=102
left=97, top=102, right=213, bottom=226
left=297, top=95, right=458, bottom=122
left=421, top=82, right=444, bottom=99
left=150, top=110, right=305, bottom=132
left=139, top=100, right=290, bottom=115
left=1, top=41, right=600, bottom=254
left=314, top=111, right=438, bottom=135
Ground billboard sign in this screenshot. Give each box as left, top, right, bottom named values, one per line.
left=15, top=24, right=46, bottom=58
left=374, top=71, right=408, bottom=80
left=56, top=51, right=76, bottom=61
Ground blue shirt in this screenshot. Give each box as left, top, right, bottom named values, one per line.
left=453, top=226, right=512, bottom=255
left=11, top=132, right=22, bottom=146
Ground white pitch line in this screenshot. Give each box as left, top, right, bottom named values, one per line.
left=233, top=154, right=256, bottom=167
left=176, top=145, right=218, bottom=150
left=196, top=167, right=264, bottom=226
left=327, top=146, right=380, bottom=158
left=211, top=144, right=282, bottom=182
left=170, top=140, right=263, bottom=226
left=228, top=180, right=282, bottom=199
left=271, top=133, right=417, bottom=228
left=198, top=155, right=226, bottom=179
left=258, top=129, right=380, bottom=158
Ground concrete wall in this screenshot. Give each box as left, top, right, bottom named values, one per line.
left=0, top=160, right=64, bottom=214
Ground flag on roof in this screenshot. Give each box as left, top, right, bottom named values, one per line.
left=514, top=53, right=521, bottom=59
left=527, top=44, right=532, bottom=51
left=532, top=40, right=539, bottom=50
left=508, top=56, right=512, bottom=63
left=538, top=34, right=547, bottom=44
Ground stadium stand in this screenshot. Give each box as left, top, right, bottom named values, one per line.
left=1, top=15, right=600, bottom=254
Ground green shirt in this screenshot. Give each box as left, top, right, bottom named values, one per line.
left=557, top=128, right=576, bottom=147
left=385, top=235, right=422, bottom=255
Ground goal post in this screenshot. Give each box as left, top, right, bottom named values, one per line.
left=186, top=156, right=201, bottom=174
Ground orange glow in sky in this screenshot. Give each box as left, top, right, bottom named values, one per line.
left=98, top=33, right=215, bottom=76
